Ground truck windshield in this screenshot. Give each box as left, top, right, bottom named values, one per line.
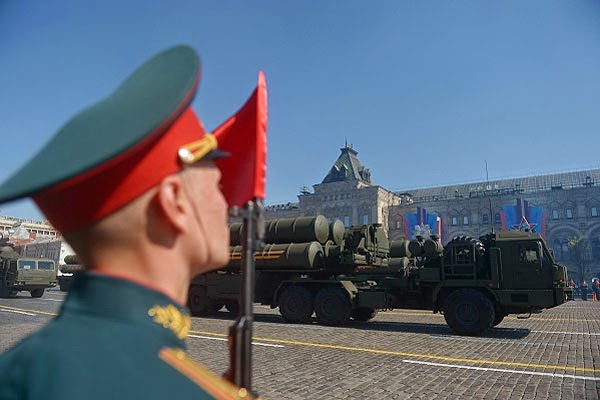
left=17, top=260, right=37, bottom=270
left=38, top=261, right=55, bottom=271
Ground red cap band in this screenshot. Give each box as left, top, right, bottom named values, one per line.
left=33, top=108, right=206, bottom=233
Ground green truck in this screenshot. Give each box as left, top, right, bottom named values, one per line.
left=0, top=246, right=57, bottom=298
left=188, top=215, right=571, bottom=335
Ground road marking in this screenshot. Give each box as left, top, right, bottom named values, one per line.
left=429, top=335, right=566, bottom=347
left=0, top=308, right=36, bottom=316
left=0, top=305, right=57, bottom=316
left=402, top=360, right=600, bottom=381
left=509, top=317, right=595, bottom=322
left=41, top=298, right=64, bottom=302
left=188, top=330, right=599, bottom=374
left=256, top=321, right=334, bottom=331
left=383, top=311, right=593, bottom=322
left=530, top=330, right=600, bottom=336
left=188, top=334, right=284, bottom=348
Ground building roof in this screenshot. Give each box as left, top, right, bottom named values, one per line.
left=396, top=169, right=600, bottom=203
left=322, top=142, right=372, bottom=185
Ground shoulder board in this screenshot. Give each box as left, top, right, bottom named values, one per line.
left=159, top=348, right=259, bottom=400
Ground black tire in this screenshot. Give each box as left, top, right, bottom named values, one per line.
left=314, top=286, right=352, bottom=326
left=30, top=289, right=44, bottom=298
left=0, top=280, right=8, bottom=298
left=188, top=285, right=209, bottom=316
left=8, top=290, right=17, bottom=298
left=59, top=282, right=69, bottom=292
left=492, top=304, right=506, bottom=327
left=351, top=307, right=378, bottom=322
left=444, top=236, right=485, bottom=257
left=278, top=285, right=313, bottom=323
left=443, top=289, right=494, bottom=336
left=225, top=302, right=240, bottom=315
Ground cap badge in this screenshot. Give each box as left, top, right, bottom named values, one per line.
left=178, top=134, right=218, bottom=164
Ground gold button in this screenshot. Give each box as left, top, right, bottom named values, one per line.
left=238, top=388, right=248, bottom=398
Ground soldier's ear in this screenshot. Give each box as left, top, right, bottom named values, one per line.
left=154, top=175, right=191, bottom=234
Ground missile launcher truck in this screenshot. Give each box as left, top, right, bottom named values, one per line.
left=188, top=215, right=571, bottom=335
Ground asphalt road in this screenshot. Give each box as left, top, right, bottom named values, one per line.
left=1, top=289, right=599, bottom=399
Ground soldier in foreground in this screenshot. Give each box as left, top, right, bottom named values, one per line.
left=0, top=45, right=266, bottom=399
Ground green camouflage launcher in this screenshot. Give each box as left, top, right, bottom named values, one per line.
left=189, top=215, right=571, bottom=336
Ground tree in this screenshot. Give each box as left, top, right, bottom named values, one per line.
left=568, top=236, right=590, bottom=280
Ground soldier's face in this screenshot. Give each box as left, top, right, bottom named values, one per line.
left=181, top=161, right=230, bottom=272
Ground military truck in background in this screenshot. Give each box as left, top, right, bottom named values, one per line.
left=0, top=247, right=57, bottom=298
left=188, top=215, right=571, bottom=336
left=57, top=255, right=84, bottom=292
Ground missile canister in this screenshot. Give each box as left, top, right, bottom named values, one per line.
left=389, top=240, right=411, bottom=258
left=389, top=257, right=410, bottom=269
left=60, top=254, right=83, bottom=274
left=408, top=239, right=425, bottom=257
left=423, top=239, right=444, bottom=257
left=230, top=215, right=332, bottom=246
left=229, top=242, right=325, bottom=269
left=328, top=220, right=345, bottom=245
left=264, top=216, right=330, bottom=244
left=63, top=255, right=80, bottom=265
left=229, top=223, right=243, bottom=246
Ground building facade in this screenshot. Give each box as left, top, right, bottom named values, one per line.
left=265, top=144, right=405, bottom=231
left=265, top=145, right=600, bottom=280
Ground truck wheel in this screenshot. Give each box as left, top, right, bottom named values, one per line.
left=188, top=285, right=210, bottom=316
left=278, top=285, right=313, bottom=323
left=443, top=289, right=494, bottom=336
left=8, top=290, right=17, bottom=298
left=59, top=280, right=70, bottom=292
left=30, top=289, right=44, bottom=298
left=351, top=307, right=378, bottom=322
left=225, top=302, right=240, bottom=315
left=314, top=286, right=352, bottom=326
left=492, top=304, right=506, bottom=327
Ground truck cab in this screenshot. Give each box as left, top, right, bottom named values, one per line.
left=481, top=231, right=571, bottom=303
left=0, top=248, right=57, bottom=298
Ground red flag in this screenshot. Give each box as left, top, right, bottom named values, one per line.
left=213, top=72, right=267, bottom=207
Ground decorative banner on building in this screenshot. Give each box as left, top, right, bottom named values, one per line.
left=404, top=207, right=441, bottom=240
left=500, top=198, right=546, bottom=238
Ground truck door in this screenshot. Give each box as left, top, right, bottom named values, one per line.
left=511, top=242, right=551, bottom=289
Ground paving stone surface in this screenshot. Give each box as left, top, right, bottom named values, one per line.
left=1, top=289, right=599, bottom=399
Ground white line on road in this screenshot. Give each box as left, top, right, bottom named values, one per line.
left=41, top=298, right=64, bottom=302
left=402, top=360, right=600, bottom=381
left=0, top=308, right=36, bottom=316
left=429, top=335, right=566, bottom=347
left=530, top=330, right=600, bottom=336
left=188, top=334, right=284, bottom=348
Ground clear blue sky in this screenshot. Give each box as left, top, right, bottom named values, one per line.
left=2, top=1, right=600, bottom=220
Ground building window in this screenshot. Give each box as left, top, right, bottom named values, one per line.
left=566, top=208, right=573, bottom=219
left=463, top=216, right=469, bottom=225
left=494, top=213, right=501, bottom=225
left=552, top=209, right=559, bottom=220
left=482, top=214, right=489, bottom=225
left=451, top=216, right=458, bottom=226
left=344, top=216, right=350, bottom=227
left=395, top=221, right=401, bottom=229
left=362, top=215, right=369, bottom=225
left=592, top=207, right=598, bottom=217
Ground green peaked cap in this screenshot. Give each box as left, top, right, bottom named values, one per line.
left=0, top=45, right=200, bottom=204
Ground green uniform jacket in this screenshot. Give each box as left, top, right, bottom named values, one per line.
left=0, top=272, right=249, bottom=400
